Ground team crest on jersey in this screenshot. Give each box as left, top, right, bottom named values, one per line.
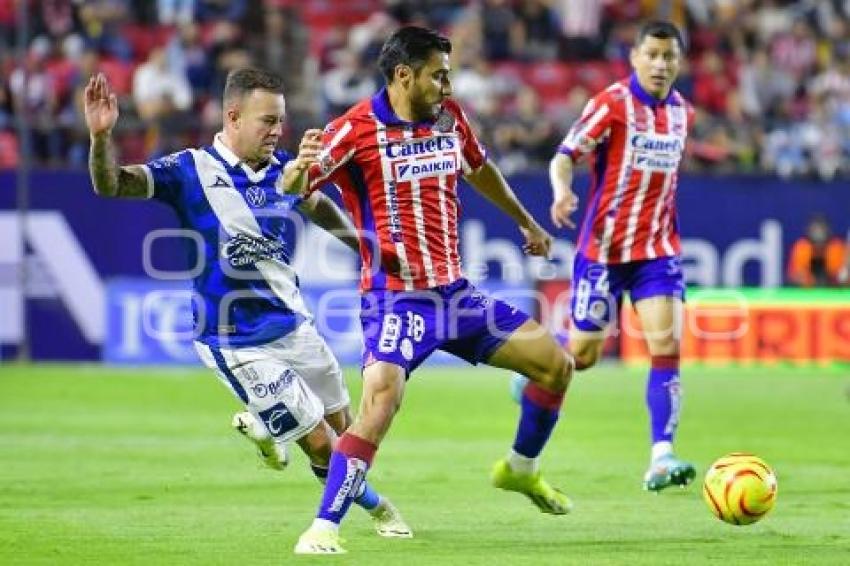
left=245, top=185, right=267, bottom=207
left=434, top=109, right=455, bottom=133
left=319, top=152, right=337, bottom=175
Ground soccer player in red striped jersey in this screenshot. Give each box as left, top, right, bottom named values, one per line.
left=551, top=21, right=696, bottom=491
left=291, top=26, right=576, bottom=554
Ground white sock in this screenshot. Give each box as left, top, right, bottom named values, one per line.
left=507, top=449, right=539, bottom=475
left=311, top=518, right=339, bottom=533
left=651, top=441, right=673, bottom=463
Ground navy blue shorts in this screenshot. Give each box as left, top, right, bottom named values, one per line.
left=360, top=278, right=530, bottom=376
left=570, top=253, right=685, bottom=332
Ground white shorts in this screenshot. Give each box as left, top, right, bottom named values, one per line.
left=194, top=322, right=350, bottom=444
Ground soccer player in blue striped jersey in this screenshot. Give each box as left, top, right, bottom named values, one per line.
left=84, top=68, right=410, bottom=539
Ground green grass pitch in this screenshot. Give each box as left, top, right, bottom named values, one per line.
left=1, top=364, right=848, bottom=565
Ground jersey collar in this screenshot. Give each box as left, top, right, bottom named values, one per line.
left=629, top=73, right=679, bottom=107
left=370, top=87, right=437, bottom=128
left=213, top=132, right=280, bottom=169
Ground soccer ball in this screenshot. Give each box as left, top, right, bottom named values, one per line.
left=702, top=453, right=777, bottom=525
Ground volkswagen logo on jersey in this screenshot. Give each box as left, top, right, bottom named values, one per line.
left=245, top=185, right=267, bottom=208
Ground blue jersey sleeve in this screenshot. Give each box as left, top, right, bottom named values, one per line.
left=273, top=149, right=304, bottom=207
left=144, top=150, right=192, bottom=207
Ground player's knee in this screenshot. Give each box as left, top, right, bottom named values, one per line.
left=647, top=338, right=680, bottom=358
left=572, top=348, right=601, bottom=371
left=533, top=348, right=572, bottom=392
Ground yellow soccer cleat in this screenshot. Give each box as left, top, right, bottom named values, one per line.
left=370, top=498, right=413, bottom=538
left=491, top=459, right=573, bottom=515
left=293, top=526, right=347, bottom=555
left=231, top=411, right=288, bottom=471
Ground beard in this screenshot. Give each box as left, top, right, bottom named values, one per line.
left=410, top=89, right=442, bottom=122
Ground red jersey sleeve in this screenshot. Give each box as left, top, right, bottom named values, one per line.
left=557, top=92, right=615, bottom=162
left=307, top=118, right=358, bottom=194
left=445, top=99, right=487, bottom=174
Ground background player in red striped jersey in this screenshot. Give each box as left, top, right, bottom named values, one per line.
left=518, top=21, right=697, bottom=492
left=290, top=26, right=576, bottom=554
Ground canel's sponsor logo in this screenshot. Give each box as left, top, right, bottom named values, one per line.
left=630, top=134, right=684, bottom=153
left=385, top=136, right=456, bottom=158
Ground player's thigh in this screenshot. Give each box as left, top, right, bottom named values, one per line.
left=486, top=318, right=570, bottom=389
left=633, top=295, right=683, bottom=356
left=194, top=341, right=325, bottom=444
left=283, top=323, right=351, bottom=417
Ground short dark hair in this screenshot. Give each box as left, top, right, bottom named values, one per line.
left=223, top=67, right=284, bottom=102
left=636, top=21, right=686, bottom=51
left=377, top=26, right=452, bottom=83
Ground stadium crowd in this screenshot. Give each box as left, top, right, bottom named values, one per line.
left=1, top=0, right=850, bottom=179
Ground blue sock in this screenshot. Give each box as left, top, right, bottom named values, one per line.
left=512, top=381, right=564, bottom=458
left=646, top=355, right=682, bottom=446
left=316, top=433, right=376, bottom=525
left=311, top=463, right=381, bottom=511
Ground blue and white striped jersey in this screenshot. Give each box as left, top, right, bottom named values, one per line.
left=141, top=134, right=310, bottom=348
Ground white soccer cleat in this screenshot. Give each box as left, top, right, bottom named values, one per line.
left=370, top=498, right=413, bottom=538
left=231, top=411, right=288, bottom=471
left=294, top=526, right=347, bottom=554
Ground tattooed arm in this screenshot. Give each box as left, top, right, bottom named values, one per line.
left=85, top=73, right=150, bottom=199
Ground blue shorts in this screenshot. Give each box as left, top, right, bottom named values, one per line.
left=360, top=278, right=530, bottom=376
left=570, top=253, right=685, bottom=332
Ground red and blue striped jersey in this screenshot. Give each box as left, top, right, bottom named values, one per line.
left=309, top=88, right=487, bottom=291
left=558, top=74, right=694, bottom=264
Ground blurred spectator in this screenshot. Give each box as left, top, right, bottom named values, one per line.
left=157, top=0, right=195, bottom=26
left=195, top=0, right=247, bottom=23
left=10, top=40, right=62, bottom=164
left=133, top=46, right=192, bottom=121
left=320, top=49, right=377, bottom=120
left=491, top=86, right=560, bottom=174
left=513, top=0, right=560, bottom=61
left=480, top=0, right=521, bottom=61
left=738, top=47, right=796, bottom=122
left=166, top=22, right=214, bottom=95
left=555, top=0, right=606, bottom=60
left=77, top=1, right=133, bottom=62
left=39, top=0, right=75, bottom=40
left=132, top=46, right=193, bottom=154
left=787, top=215, right=847, bottom=287
left=771, top=20, right=817, bottom=81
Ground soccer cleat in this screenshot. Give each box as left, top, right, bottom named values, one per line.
left=643, top=454, right=697, bottom=492
left=231, top=411, right=288, bottom=471
left=370, top=498, right=413, bottom=538
left=491, top=459, right=573, bottom=515
left=294, top=526, right=347, bottom=554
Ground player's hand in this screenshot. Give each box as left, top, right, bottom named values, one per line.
left=550, top=191, right=579, bottom=229
left=291, top=128, right=323, bottom=172
left=84, top=73, right=119, bottom=138
left=520, top=222, right=552, bottom=259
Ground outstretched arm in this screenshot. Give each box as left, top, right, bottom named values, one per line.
left=464, top=159, right=552, bottom=258
left=85, top=73, right=149, bottom=198
left=298, top=191, right=360, bottom=253
left=549, top=153, right=579, bottom=229
left=279, top=128, right=323, bottom=195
